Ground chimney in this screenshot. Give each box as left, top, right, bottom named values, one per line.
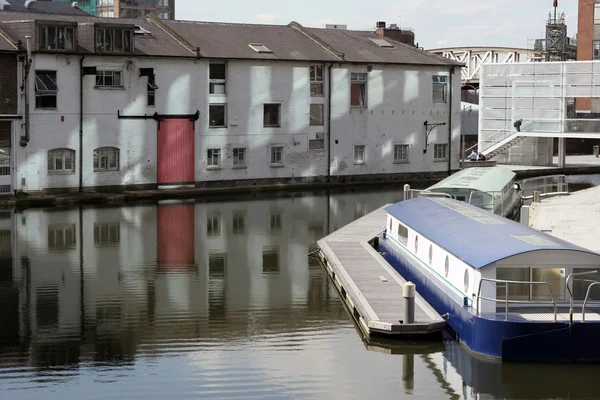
left=72, top=1, right=79, bottom=8
left=375, top=21, right=416, bottom=47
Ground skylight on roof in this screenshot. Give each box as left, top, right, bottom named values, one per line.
left=369, top=37, right=394, bottom=48
left=134, top=25, right=151, bottom=36
left=249, top=43, right=272, bottom=53
left=512, top=234, right=557, bottom=247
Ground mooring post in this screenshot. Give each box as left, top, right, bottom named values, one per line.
left=402, top=354, right=415, bottom=392
left=533, top=190, right=541, bottom=203
left=403, top=184, right=411, bottom=201
left=403, top=282, right=416, bottom=324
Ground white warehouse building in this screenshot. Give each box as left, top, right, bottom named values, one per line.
left=0, top=12, right=462, bottom=193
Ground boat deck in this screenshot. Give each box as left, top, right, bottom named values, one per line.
left=529, top=185, right=600, bottom=253
left=317, top=205, right=445, bottom=337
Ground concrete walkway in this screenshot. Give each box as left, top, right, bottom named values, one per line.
left=499, top=155, right=600, bottom=178
left=529, top=185, right=600, bottom=253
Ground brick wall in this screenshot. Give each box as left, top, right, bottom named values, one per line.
left=577, top=0, right=594, bottom=112
left=375, top=28, right=415, bottom=47
left=0, top=53, right=17, bottom=115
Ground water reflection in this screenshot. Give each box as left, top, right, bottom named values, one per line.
left=0, top=184, right=599, bottom=399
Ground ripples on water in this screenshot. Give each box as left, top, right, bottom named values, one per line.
left=1, top=183, right=600, bottom=399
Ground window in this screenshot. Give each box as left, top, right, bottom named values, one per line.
left=262, top=247, right=280, bottom=273
left=48, top=149, right=75, bottom=173
left=594, top=41, right=600, bottom=60
left=48, top=224, right=76, bottom=250
left=264, top=104, right=281, bottom=127
left=93, top=222, right=120, bottom=246
left=270, top=146, right=283, bottom=166
left=354, top=145, right=365, bottom=164
left=397, top=223, right=408, bottom=246
left=209, top=63, right=226, bottom=95
left=207, top=149, right=221, bottom=168
left=394, top=144, right=409, bottom=163
left=95, top=70, right=123, bottom=88
left=414, top=235, right=419, bottom=253
left=428, top=245, right=433, bottom=265
left=209, top=104, right=226, bottom=127
left=310, top=104, right=324, bottom=126
left=232, top=212, right=245, bottom=235
left=35, top=71, right=57, bottom=109
left=209, top=253, right=226, bottom=277
left=95, top=27, right=133, bottom=53
left=434, top=143, right=448, bottom=160
left=310, top=65, right=323, bottom=96
left=232, top=147, right=246, bottom=167
left=350, top=73, right=367, bottom=107
left=595, top=4, right=600, bottom=24
left=249, top=43, right=272, bottom=53
left=207, top=214, right=220, bottom=236
left=464, top=269, right=470, bottom=293
left=309, top=139, right=325, bottom=150
left=444, top=256, right=450, bottom=278
left=93, top=147, right=120, bottom=171
left=270, top=213, right=282, bottom=233
left=37, top=25, right=76, bottom=51
left=147, top=75, right=157, bottom=106
left=432, top=75, right=448, bottom=103
left=389, top=218, right=392, bottom=231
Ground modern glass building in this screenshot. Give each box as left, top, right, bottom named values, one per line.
left=97, top=0, right=175, bottom=19
left=53, top=0, right=97, bottom=15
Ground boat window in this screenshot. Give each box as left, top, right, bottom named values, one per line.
left=455, top=196, right=466, bottom=202
left=496, top=268, right=529, bottom=301
left=397, top=223, right=408, bottom=246
left=428, top=245, right=433, bottom=265
left=464, top=269, right=470, bottom=293
left=414, top=235, right=418, bottom=253
left=444, top=256, right=449, bottom=278
left=532, top=268, right=565, bottom=301
left=572, top=269, right=600, bottom=301
left=389, top=218, right=392, bottom=232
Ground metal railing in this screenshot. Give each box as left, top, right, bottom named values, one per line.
left=521, top=174, right=569, bottom=200
left=403, top=188, right=452, bottom=201
left=476, top=277, right=558, bottom=322
left=465, top=120, right=532, bottom=156
left=567, top=271, right=599, bottom=324
left=582, top=282, right=600, bottom=322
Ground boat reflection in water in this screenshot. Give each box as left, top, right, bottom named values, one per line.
left=0, top=186, right=600, bottom=399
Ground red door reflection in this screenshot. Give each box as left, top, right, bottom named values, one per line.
left=157, top=202, right=195, bottom=271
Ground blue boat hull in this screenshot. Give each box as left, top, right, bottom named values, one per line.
left=380, top=236, right=600, bottom=362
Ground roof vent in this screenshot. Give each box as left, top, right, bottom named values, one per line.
left=71, top=1, right=79, bottom=7
left=134, top=25, right=151, bottom=36
left=24, top=0, right=36, bottom=8
left=0, top=0, right=10, bottom=11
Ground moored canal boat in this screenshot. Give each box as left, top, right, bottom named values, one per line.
left=379, top=196, right=600, bottom=362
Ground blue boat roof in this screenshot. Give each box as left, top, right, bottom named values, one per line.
left=385, top=197, right=600, bottom=269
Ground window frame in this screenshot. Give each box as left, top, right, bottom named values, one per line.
left=35, top=70, right=58, bottom=109
left=434, top=143, right=449, bottom=161
left=350, top=72, right=367, bottom=108
left=309, top=104, right=324, bottom=126
left=37, top=25, right=77, bottom=52
left=207, top=148, right=221, bottom=168
left=209, top=62, right=226, bottom=95
left=354, top=144, right=366, bottom=165
left=393, top=144, right=410, bottom=163
left=95, top=27, right=134, bottom=54
left=47, top=148, right=75, bottom=174
left=209, top=104, right=227, bottom=128
left=432, top=75, right=448, bottom=104
left=95, top=69, right=124, bottom=88
left=93, top=147, right=120, bottom=172
left=264, top=103, right=281, bottom=128
left=310, top=64, right=324, bottom=97
left=232, top=147, right=247, bottom=168
left=270, top=145, right=284, bottom=167
left=594, top=41, right=600, bottom=61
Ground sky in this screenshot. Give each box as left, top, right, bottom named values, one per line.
left=176, top=0, right=578, bottom=50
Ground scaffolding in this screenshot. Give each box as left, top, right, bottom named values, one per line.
left=528, top=11, right=577, bottom=63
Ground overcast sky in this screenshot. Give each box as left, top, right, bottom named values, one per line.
left=176, top=0, right=578, bottom=50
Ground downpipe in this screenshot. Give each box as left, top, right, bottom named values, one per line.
left=447, top=66, right=454, bottom=175
left=79, top=55, right=84, bottom=193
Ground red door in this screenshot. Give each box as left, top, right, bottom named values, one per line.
left=157, top=202, right=195, bottom=271
left=157, top=119, right=195, bottom=186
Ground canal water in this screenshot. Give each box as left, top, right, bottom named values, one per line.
left=1, top=176, right=600, bottom=399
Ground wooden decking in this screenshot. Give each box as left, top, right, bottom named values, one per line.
left=317, top=205, right=445, bottom=337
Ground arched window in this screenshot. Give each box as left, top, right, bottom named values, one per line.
left=93, top=147, right=120, bottom=171
left=48, top=148, right=75, bottom=173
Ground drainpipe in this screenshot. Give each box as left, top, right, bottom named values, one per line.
left=327, top=62, right=333, bottom=181
left=79, top=55, right=84, bottom=192
left=20, top=36, right=32, bottom=147
left=447, top=66, right=454, bottom=175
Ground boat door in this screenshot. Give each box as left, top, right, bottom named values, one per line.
left=0, top=122, right=12, bottom=194
left=157, top=119, right=195, bottom=188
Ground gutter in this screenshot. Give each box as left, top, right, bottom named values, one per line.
left=79, top=55, right=84, bottom=192
left=327, top=62, right=333, bottom=181
left=447, top=66, right=454, bottom=175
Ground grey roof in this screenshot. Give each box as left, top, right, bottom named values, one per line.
left=0, top=21, right=18, bottom=51
left=427, top=167, right=516, bottom=193
left=307, top=28, right=463, bottom=66
left=162, top=20, right=340, bottom=62
left=0, top=0, right=89, bottom=15
left=0, top=12, right=195, bottom=57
